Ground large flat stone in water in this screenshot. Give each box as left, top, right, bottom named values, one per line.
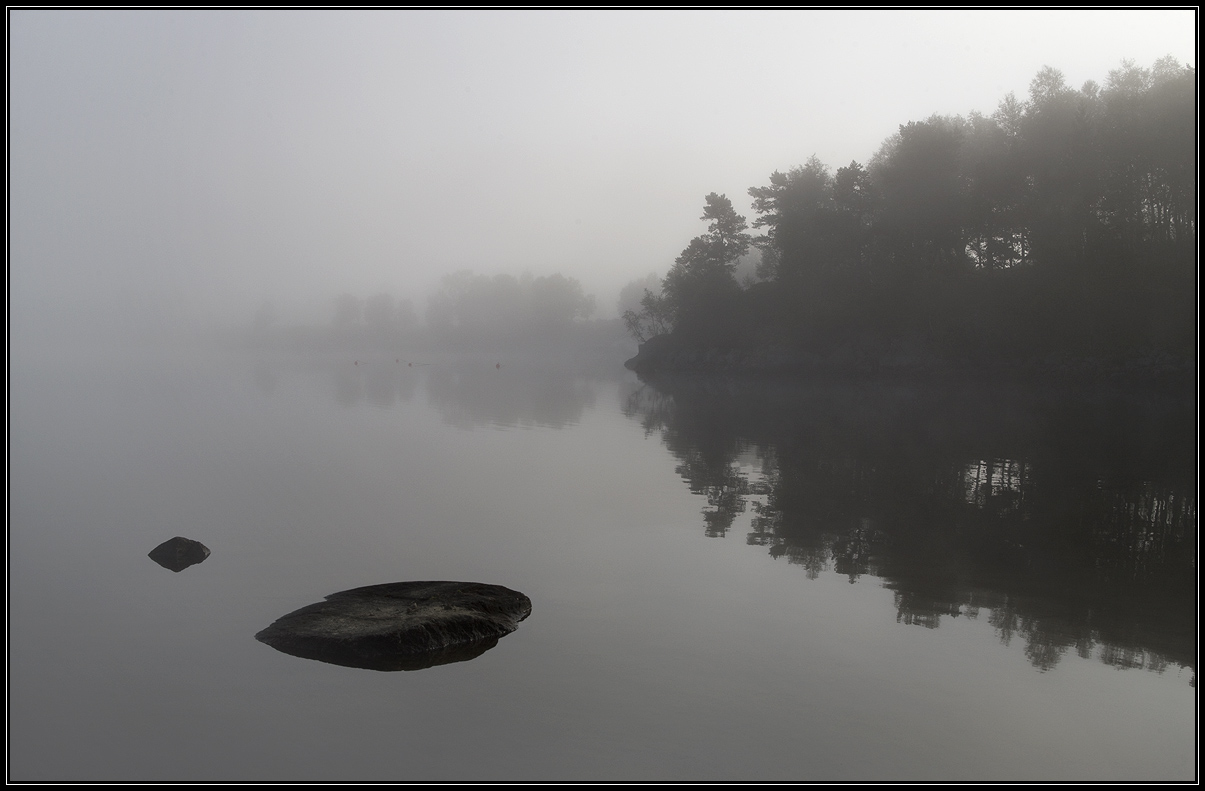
left=255, top=581, right=532, bottom=671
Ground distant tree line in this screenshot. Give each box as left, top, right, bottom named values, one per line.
left=332, top=292, right=420, bottom=341
left=250, top=270, right=618, bottom=354
left=426, top=271, right=596, bottom=344
left=626, top=58, right=1196, bottom=369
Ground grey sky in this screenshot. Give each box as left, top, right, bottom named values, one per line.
left=9, top=9, right=1196, bottom=336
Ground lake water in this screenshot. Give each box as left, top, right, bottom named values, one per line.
left=8, top=347, right=1196, bottom=781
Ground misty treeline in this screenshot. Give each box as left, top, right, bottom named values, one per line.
left=625, top=58, right=1196, bottom=370
left=427, top=271, right=595, bottom=341
left=252, top=270, right=627, bottom=355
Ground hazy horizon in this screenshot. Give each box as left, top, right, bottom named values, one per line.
left=9, top=9, right=1196, bottom=344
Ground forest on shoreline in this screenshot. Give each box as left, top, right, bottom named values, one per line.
left=624, top=58, right=1196, bottom=380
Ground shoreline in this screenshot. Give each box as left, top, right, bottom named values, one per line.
left=624, top=334, right=1197, bottom=389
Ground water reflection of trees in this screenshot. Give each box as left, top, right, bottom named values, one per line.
left=325, top=359, right=602, bottom=430
left=426, top=363, right=598, bottom=429
left=332, top=360, right=419, bottom=409
left=624, top=376, right=1196, bottom=678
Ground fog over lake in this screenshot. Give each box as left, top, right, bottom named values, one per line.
left=9, top=351, right=1195, bottom=780
left=8, top=10, right=1196, bottom=782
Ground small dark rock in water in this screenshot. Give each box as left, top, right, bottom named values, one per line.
left=148, top=536, right=211, bottom=572
left=255, top=581, right=532, bottom=671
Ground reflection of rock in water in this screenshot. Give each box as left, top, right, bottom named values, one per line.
left=255, top=581, right=532, bottom=671
left=148, top=537, right=211, bottom=572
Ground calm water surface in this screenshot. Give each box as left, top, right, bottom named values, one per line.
left=8, top=349, right=1196, bottom=781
